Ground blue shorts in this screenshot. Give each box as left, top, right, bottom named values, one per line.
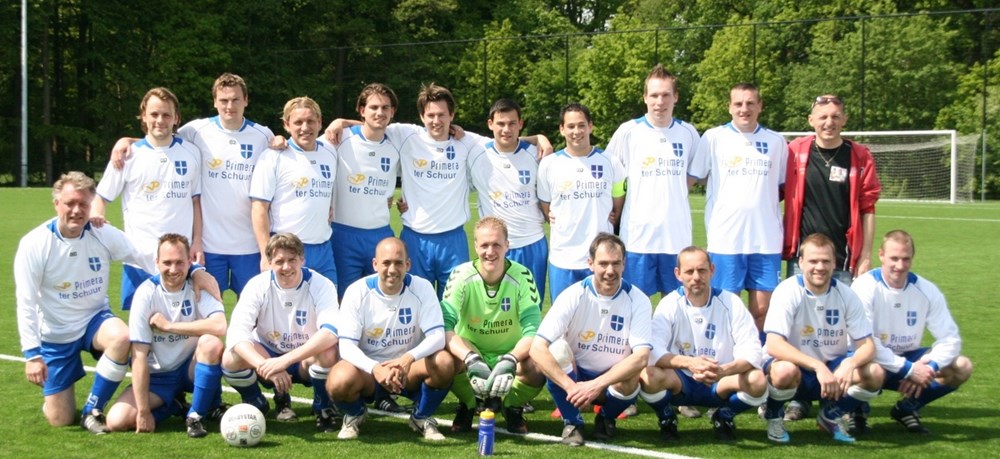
left=331, top=223, right=394, bottom=298
left=711, top=253, right=781, bottom=293
left=548, top=264, right=590, bottom=304
left=304, top=239, right=338, bottom=289
left=400, top=225, right=469, bottom=299
left=625, top=252, right=679, bottom=296
left=204, top=252, right=260, bottom=296
left=147, top=360, right=195, bottom=422
left=669, top=370, right=725, bottom=408
left=763, top=356, right=848, bottom=402
left=39, top=309, right=116, bottom=396
left=120, top=265, right=153, bottom=311
left=882, top=348, right=930, bottom=391
left=507, top=237, right=548, bottom=304
left=258, top=346, right=312, bottom=387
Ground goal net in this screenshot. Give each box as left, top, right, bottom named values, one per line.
left=780, top=130, right=978, bottom=203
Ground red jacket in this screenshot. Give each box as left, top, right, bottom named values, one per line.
left=783, top=135, right=881, bottom=273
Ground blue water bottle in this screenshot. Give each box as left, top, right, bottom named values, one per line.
left=478, top=409, right=495, bottom=456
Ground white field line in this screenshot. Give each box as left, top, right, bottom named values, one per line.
left=0, top=353, right=698, bottom=459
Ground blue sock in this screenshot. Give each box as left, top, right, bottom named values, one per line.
left=413, top=383, right=450, bottom=420
left=899, top=380, right=956, bottom=412
left=645, top=392, right=676, bottom=421
left=726, top=392, right=754, bottom=417
left=336, top=399, right=366, bottom=417
left=189, top=363, right=222, bottom=418
left=546, top=372, right=584, bottom=426
left=82, top=356, right=127, bottom=414
left=824, top=395, right=862, bottom=419
left=600, top=387, right=636, bottom=419
left=309, top=365, right=331, bottom=412
left=764, top=397, right=785, bottom=419
left=225, top=368, right=267, bottom=409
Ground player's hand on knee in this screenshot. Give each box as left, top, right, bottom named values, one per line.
left=25, top=359, right=47, bottom=386
left=464, top=352, right=492, bottom=398
left=487, top=354, right=517, bottom=398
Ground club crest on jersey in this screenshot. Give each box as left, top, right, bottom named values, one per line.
left=381, top=157, right=391, bottom=172
left=518, top=170, right=531, bottom=185
left=181, top=299, right=193, bottom=317
left=320, top=164, right=331, bottom=179
left=705, top=323, right=716, bottom=340
left=755, top=141, right=769, bottom=155
left=825, top=309, right=840, bottom=326
left=174, top=160, right=188, bottom=175
left=295, top=310, right=308, bottom=326
left=398, top=307, right=413, bottom=325
left=906, top=310, right=917, bottom=326
left=591, top=165, right=604, bottom=179
left=241, top=144, right=253, bottom=159
left=672, top=143, right=684, bottom=158
left=501, top=298, right=511, bottom=312
left=610, top=315, right=625, bottom=331
left=88, top=257, right=101, bottom=272
left=445, top=145, right=456, bottom=160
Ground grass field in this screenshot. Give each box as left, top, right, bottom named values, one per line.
left=2, top=188, right=999, bottom=458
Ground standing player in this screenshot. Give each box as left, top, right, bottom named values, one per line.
left=761, top=233, right=883, bottom=443
left=537, top=104, right=626, bottom=303
left=606, top=64, right=700, bottom=298
left=222, top=233, right=340, bottom=432
left=442, top=216, right=545, bottom=434
left=689, top=83, right=788, bottom=336
left=106, top=234, right=227, bottom=438
left=530, top=234, right=652, bottom=446
left=327, top=237, right=453, bottom=441
left=250, top=97, right=338, bottom=284
left=639, top=246, right=767, bottom=442
left=850, top=230, right=972, bottom=434
left=467, top=99, right=550, bottom=300
left=15, top=172, right=215, bottom=434
left=93, top=87, right=203, bottom=310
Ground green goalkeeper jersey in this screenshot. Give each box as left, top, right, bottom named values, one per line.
left=441, top=258, right=542, bottom=363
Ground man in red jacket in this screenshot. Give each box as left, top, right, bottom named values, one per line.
left=781, top=94, right=881, bottom=422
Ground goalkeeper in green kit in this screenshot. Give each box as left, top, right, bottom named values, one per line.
left=442, top=216, right=545, bottom=434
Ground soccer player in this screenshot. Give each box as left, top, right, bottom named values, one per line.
left=105, top=234, right=227, bottom=438
left=781, top=94, right=881, bottom=422
left=537, top=103, right=626, bottom=303
left=467, top=99, right=550, bottom=300
left=250, top=97, right=338, bottom=284
left=327, top=237, right=454, bottom=441
left=850, top=230, right=972, bottom=434
left=689, top=82, right=787, bottom=336
left=761, top=233, right=883, bottom=443
left=222, top=233, right=340, bottom=432
left=15, top=171, right=216, bottom=434
left=108, top=74, right=275, bottom=297
left=606, top=64, right=700, bottom=298
left=442, top=216, right=545, bottom=434
left=530, top=233, right=652, bottom=446
left=93, top=87, right=203, bottom=310
left=639, top=246, right=767, bottom=442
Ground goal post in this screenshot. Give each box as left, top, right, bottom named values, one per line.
left=779, top=130, right=978, bottom=203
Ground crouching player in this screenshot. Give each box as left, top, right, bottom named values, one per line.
left=762, top=233, right=883, bottom=443
left=639, top=246, right=766, bottom=442
left=530, top=233, right=652, bottom=446
left=442, top=217, right=545, bottom=434
left=222, top=233, right=340, bottom=431
left=106, top=234, right=227, bottom=437
left=328, top=237, right=454, bottom=441
left=850, top=230, right=972, bottom=434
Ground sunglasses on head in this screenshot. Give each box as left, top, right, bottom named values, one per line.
left=812, top=96, right=844, bottom=108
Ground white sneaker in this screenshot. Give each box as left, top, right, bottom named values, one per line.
left=338, top=409, right=367, bottom=440
left=678, top=405, right=702, bottom=418
left=767, top=417, right=790, bottom=443
left=409, top=415, right=446, bottom=441
left=784, top=400, right=808, bottom=421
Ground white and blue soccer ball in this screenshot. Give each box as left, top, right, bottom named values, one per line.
left=220, top=403, right=266, bottom=447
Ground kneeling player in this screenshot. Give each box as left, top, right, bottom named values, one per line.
left=850, top=230, right=973, bottom=434
left=762, top=234, right=883, bottom=443
left=328, top=237, right=454, bottom=440
left=442, top=217, right=545, bottom=434
left=107, top=234, right=227, bottom=437
left=639, top=246, right=766, bottom=442
left=222, top=233, right=340, bottom=431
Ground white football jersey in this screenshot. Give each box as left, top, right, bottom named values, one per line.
left=536, top=277, right=652, bottom=373
left=180, top=116, right=274, bottom=255
left=606, top=116, right=699, bottom=254
left=332, top=126, right=401, bottom=229
left=689, top=123, right=787, bottom=254
left=851, top=268, right=962, bottom=372
left=227, top=268, right=339, bottom=354
left=129, top=277, right=225, bottom=373
left=652, top=287, right=762, bottom=372
left=764, top=275, right=872, bottom=363
left=393, top=124, right=474, bottom=233
left=249, top=140, right=337, bottom=244
left=467, top=139, right=545, bottom=248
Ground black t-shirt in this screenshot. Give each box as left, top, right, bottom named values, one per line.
left=799, top=140, right=852, bottom=269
